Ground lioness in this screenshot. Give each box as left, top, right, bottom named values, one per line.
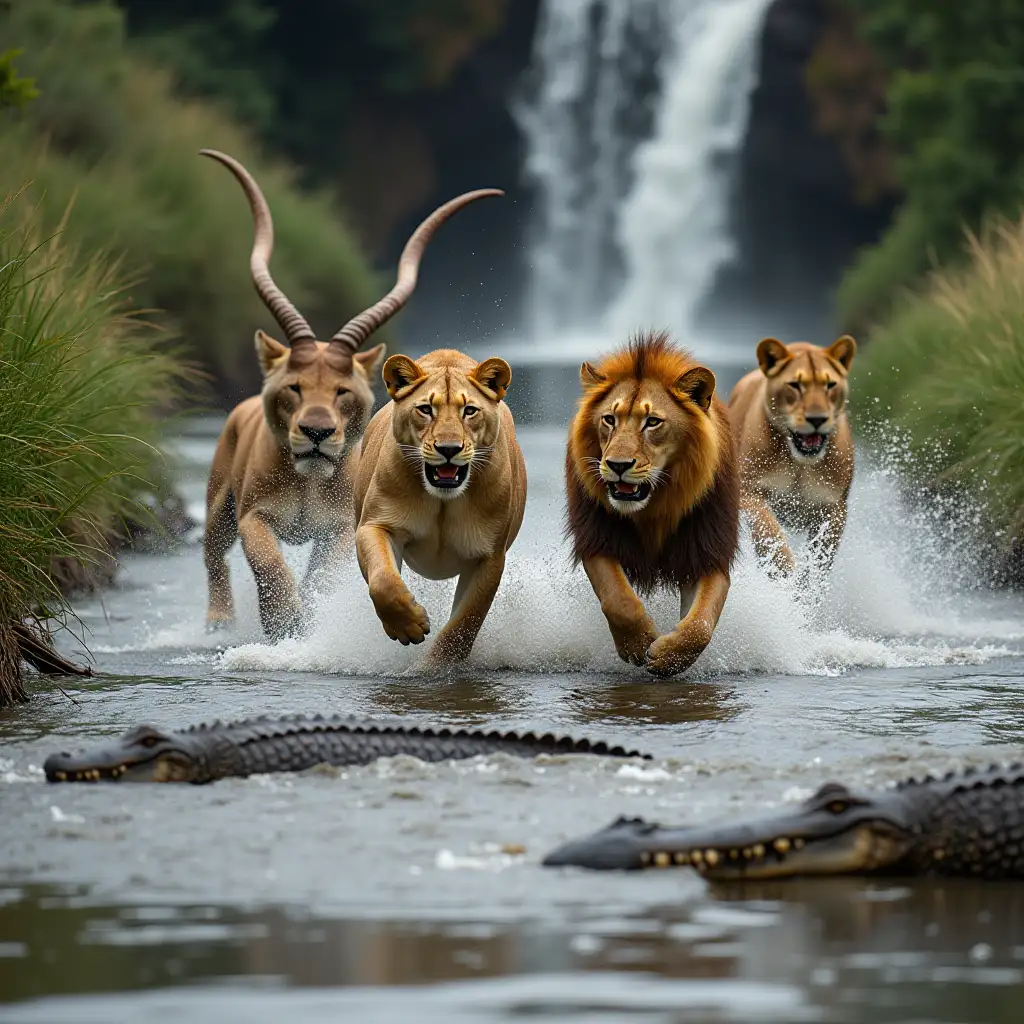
left=565, top=331, right=740, bottom=678
left=352, top=348, right=526, bottom=665
left=728, top=335, right=856, bottom=577
left=201, top=146, right=502, bottom=637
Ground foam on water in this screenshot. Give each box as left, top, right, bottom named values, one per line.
left=213, top=433, right=1021, bottom=680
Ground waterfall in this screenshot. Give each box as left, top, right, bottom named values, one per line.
left=517, top=0, right=775, bottom=345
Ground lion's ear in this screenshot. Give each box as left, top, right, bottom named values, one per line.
left=826, top=334, right=856, bottom=373
left=382, top=354, right=425, bottom=397
left=756, top=337, right=792, bottom=378
left=255, top=329, right=289, bottom=377
left=580, top=362, right=607, bottom=389
left=353, top=343, right=386, bottom=378
left=470, top=357, right=512, bottom=400
left=675, top=366, right=716, bottom=412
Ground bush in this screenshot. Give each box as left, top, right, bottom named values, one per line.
left=853, top=212, right=1024, bottom=557
left=0, top=187, right=192, bottom=704
left=0, top=0, right=386, bottom=400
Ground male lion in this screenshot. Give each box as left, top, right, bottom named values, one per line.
left=352, top=348, right=526, bottom=666
left=200, top=147, right=502, bottom=638
left=565, top=331, right=740, bottom=678
left=728, top=335, right=856, bottom=577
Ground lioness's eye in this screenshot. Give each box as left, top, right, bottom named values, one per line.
left=602, top=414, right=616, bottom=427
left=825, top=380, right=837, bottom=391
left=463, top=405, right=479, bottom=418
left=644, top=416, right=663, bottom=429
left=288, top=384, right=301, bottom=395
left=787, top=381, right=801, bottom=391
left=336, top=387, right=349, bottom=397
left=416, top=404, right=433, bottom=417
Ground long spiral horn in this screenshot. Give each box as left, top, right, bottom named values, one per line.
left=200, top=149, right=316, bottom=347
left=331, top=188, right=504, bottom=352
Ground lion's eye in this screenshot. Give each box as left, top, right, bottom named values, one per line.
left=416, top=404, right=433, bottom=417
left=601, top=414, right=616, bottom=427
left=825, top=380, right=837, bottom=391
left=463, top=405, right=479, bottom=418
left=336, top=387, right=349, bottom=398
left=288, top=384, right=302, bottom=395
left=644, top=416, right=663, bottom=429
left=787, top=381, right=802, bottom=392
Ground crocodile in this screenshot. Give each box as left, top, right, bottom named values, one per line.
left=542, top=764, right=1024, bottom=880
left=43, top=714, right=651, bottom=784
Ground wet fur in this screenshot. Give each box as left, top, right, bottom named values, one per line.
left=352, top=348, right=527, bottom=667
left=565, top=332, right=740, bottom=676
left=728, top=336, right=855, bottom=577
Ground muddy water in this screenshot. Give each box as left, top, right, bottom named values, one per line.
left=2, top=416, right=1023, bottom=1022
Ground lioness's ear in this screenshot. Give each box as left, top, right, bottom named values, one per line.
left=382, top=354, right=425, bottom=398
left=675, top=366, right=716, bottom=412
left=255, top=329, right=289, bottom=377
left=756, top=337, right=792, bottom=378
left=826, top=334, right=856, bottom=374
left=580, top=361, right=607, bottom=389
left=353, top=343, right=386, bottom=378
left=471, top=357, right=512, bottom=400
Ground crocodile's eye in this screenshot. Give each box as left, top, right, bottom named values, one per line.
left=140, top=735, right=160, bottom=749
left=826, top=800, right=850, bottom=814
left=416, top=404, right=433, bottom=417
left=288, top=384, right=302, bottom=395
left=602, top=414, right=615, bottom=427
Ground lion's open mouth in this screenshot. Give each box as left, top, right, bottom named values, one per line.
left=425, top=463, right=469, bottom=490
left=606, top=481, right=652, bottom=503
left=790, top=432, right=828, bottom=458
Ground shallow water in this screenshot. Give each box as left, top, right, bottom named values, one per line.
left=2, top=417, right=1023, bottom=1022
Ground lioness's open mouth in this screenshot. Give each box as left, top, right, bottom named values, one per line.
left=790, top=432, right=828, bottom=458
left=425, top=463, right=469, bottom=489
left=606, top=481, right=652, bottom=503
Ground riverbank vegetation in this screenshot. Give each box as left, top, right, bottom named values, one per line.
left=0, top=189, right=192, bottom=705
left=0, top=0, right=385, bottom=400
left=854, top=213, right=1024, bottom=574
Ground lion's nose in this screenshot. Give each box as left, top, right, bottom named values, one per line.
left=606, top=459, right=635, bottom=477
left=805, top=415, right=828, bottom=430
left=299, top=425, right=336, bottom=446
left=435, top=442, right=464, bottom=462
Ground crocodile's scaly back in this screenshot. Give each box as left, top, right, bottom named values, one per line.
left=44, top=714, right=652, bottom=784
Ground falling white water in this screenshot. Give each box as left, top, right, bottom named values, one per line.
left=518, top=0, right=774, bottom=343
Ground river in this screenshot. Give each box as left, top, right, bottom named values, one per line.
left=2, top=415, right=1023, bottom=1023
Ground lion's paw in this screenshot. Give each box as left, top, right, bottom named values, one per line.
left=644, top=621, right=713, bottom=678
left=609, top=616, right=658, bottom=666
left=373, top=586, right=431, bottom=645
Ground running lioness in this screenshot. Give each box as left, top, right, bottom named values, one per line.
left=729, top=335, right=856, bottom=577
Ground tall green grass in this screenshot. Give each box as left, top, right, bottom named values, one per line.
left=854, top=213, right=1024, bottom=561
left=0, top=188, right=192, bottom=704
left=0, top=0, right=385, bottom=399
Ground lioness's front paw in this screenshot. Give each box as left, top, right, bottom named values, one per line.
left=372, top=585, right=431, bottom=645
left=644, top=622, right=713, bottom=678
left=608, top=614, right=659, bottom=666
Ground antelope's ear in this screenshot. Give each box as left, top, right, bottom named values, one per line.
left=471, top=357, right=512, bottom=400
left=756, top=337, right=792, bottom=378
left=580, top=361, right=606, bottom=389
left=382, top=354, right=425, bottom=398
left=353, top=343, right=386, bottom=378
left=255, top=329, right=289, bottom=377
left=826, top=334, right=856, bottom=374
left=674, top=365, right=716, bottom=412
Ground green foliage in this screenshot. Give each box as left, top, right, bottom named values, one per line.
left=854, top=213, right=1024, bottom=548
left=1, top=0, right=386, bottom=396
left=840, top=1, right=1024, bottom=329
left=0, top=188, right=192, bottom=702
left=0, top=47, right=38, bottom=110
